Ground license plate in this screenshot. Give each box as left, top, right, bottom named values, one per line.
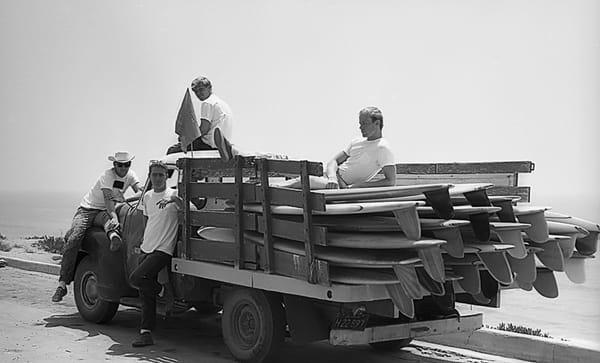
left=333, top=313, right=369, bottom=331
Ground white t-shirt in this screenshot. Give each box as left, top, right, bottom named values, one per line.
left=336, top=137, right=395, bottom=186
left=191, top=92, right=233, bottom=148
left=138, top=188, right=179, bottom=255
left=80, top=169, right=141, bottom=210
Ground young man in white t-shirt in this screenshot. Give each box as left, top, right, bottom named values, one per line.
left=52, top=152, right=143, bottom=303
left=130, top=161, right=182, bottom=347
left=166, top=76, right=234, bottom=154
left=269, top=106, right=397, bottom=189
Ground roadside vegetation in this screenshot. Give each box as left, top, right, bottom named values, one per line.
left=488, top=322, right=552, bottom=338
left=32, top=235, right=65, bottom=254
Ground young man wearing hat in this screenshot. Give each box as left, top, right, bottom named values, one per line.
left=167, top=76, right=234, bottom=154
left=52, top=151, right=143, bottom=302
left=130, top=161, right=182, bottom=347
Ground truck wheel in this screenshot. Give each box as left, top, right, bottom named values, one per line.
left=74, top=256, right=119, bottom=323
left=222, top=288, right=285, bottom=363
left=369, top=338, right=413, bottom=351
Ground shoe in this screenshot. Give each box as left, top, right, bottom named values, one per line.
left=52, top=286, right=67, bottom=302
left=214, top=127, right=234, bottom=162
left=132, top=332, right=154, bottom=347
left=109, top=233, right=123, bottom=252
left=190, top=197, right=207, bottom=210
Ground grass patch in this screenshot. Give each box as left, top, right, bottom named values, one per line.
left=32, top=235, right=65, bottom=254
left=24, top=235, right=46, bottom=240
left=489, top=322, right=552, bottom=338
left=0, top=240, right=12, bottom=252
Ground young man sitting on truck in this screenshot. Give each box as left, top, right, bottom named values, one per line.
left=130, top=161, right=182, bottom=347
left=52, top=152, right=143, bottom=302
left=214, top=106, right=397, bottom=189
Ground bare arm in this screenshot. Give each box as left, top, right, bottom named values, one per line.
left=325, top=151, right=349, bottom=189
left=349, top=165, right=397, bottom=188
left=101, top=188, right=120, bottom=228
left=199, top=118, right=211, bottom=135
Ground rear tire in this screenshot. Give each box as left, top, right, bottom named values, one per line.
left=74, top=256, right=119, bottom=323
left=369, top=338, right=413, bottom=351
left=222, top=288, right=285, bottom=363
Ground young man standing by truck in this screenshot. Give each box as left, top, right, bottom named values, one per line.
left=130, top=161, right=182, bottom=347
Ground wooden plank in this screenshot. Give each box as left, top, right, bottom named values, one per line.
left=181, top=159, right=192, bottom=259
left=256, top=216, right=328, bottom=246
left=188, top=182, right=256, bottom=200
left=258, top=159, right=275, bottom=273
left=257, top=186, right=326, bottom=211
left=188, top=238, right=257, bottom=267
left=393, top=173, right=516, bottom=187
left=235, top=156, right=245, bottom=269
left=394, top=161, right=534, bottom=174
left=265, top=159, right=323, bottom=176
left=487, top=186, right=531, bottom=202
left=189, top=210, right=257, bottom=229
left=256, top=246, right=330, bottom=284
left=301, top=160, right=318, bottom=284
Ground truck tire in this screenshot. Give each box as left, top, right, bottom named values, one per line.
left=222, top=288, right=285, bottom=363
left=74, top=256, right=119, bottom=323
left=369, top=338, right=413, bottom=351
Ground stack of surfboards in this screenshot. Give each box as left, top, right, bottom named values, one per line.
left=196, top=182, right=599, bottom=318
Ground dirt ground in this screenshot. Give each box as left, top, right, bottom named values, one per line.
left=0, top=266, right=529, bottom=363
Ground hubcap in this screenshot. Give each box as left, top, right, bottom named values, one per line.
left=81, top=271, right=99, bottom=308
left=233, top=301, right=260, bottom=348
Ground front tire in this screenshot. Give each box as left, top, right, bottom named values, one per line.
left=222, top=288, right=285, bottom=363
left=74, top=256, right=119, bottom=323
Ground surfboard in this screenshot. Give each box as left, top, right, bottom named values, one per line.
left=489, top=221, right=531, bottom=259
left=547, top=221, right=589, bottom=238
left=314, top=184, right=455, bottom=220
left=244, top=200, right=423, bottom=215
left=544, top=213, right=600, bottom=256
left=321, top=231, right=445, bottom=249
left=422, top=205, right=501, bottom=242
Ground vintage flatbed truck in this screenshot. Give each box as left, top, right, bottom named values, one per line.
left=72, top=156, right=534, bottom=363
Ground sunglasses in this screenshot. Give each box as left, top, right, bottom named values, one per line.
left=115, top=162, right=131, bottom=168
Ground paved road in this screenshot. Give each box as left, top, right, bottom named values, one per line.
left=0, top=267, right=527, bottom=362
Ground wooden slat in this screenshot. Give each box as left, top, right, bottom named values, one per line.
left=257, top=187, right=326, bottom=211
left=189, top=210, right=256, bottom=229
left=235, top=156, right=245, bottom=269
left=394, top=173, right=516, bottom=187
left=188, top=182, right=256, bottom=200
left=256, top=246, right=330, bottom=284
left=301, top=160, right=318, bottom=284
left=264, top=159, right=323, bottom=176
left=188, top=238, right=257, bottom=267
left=258, top=159, right=275, bottom=273
left=487, top=186, right=531, bottom=202
left=256, top=216, right=328, bottom=246
left=395, top=161, right=534, bottom=174
left=180, top=159, right=192, bottom=259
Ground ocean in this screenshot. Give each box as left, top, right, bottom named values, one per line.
left=0, top=189, right=598, bottom=347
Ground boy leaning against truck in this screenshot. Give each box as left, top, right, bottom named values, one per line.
left=129, top=161, right=182, bottom=347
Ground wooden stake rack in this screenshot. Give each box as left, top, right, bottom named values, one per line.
left=176, top=156, right=330, bottom=285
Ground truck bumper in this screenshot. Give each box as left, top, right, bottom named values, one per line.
left=329, top=312, right=483, bottom=346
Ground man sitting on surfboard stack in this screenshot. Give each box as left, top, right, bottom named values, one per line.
left=214, top=106, right=397, bottom=189
left=52, top=152, right=143, bottom=302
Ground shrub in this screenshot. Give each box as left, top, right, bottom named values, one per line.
left=0, top=240, right=12, bottom=252
left=491, top=322, right=552, bottom=338
left=32, top=235, right=65, bottom=254
left=0, top=232, right=6, bottom=240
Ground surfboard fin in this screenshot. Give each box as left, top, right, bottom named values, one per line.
left=564, top=257, right=587, bottom=284
left=430, top=228, right=464, bottom=258
left=424, top=187, right=454, bottom=220
left=392, top=265, right=425, bottom=300
left=415, top=267, right=445, bottom=296
left=385, top=284, right=415, bottom=319
left=476, top=252, right=513, bottom=285
left=392, top=207, right=421, bottom=240
left=517, top=212, right=549, bottom=242
left=532, top=269, right=559, bottom=298
left=507, top=252, right=536, bottom=285
left=417, top=247, right=445, bottom=283
left=452, top=265, right=481, bottom=295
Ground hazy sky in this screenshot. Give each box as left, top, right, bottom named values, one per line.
left=1, top=1, right=598, bottom=218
